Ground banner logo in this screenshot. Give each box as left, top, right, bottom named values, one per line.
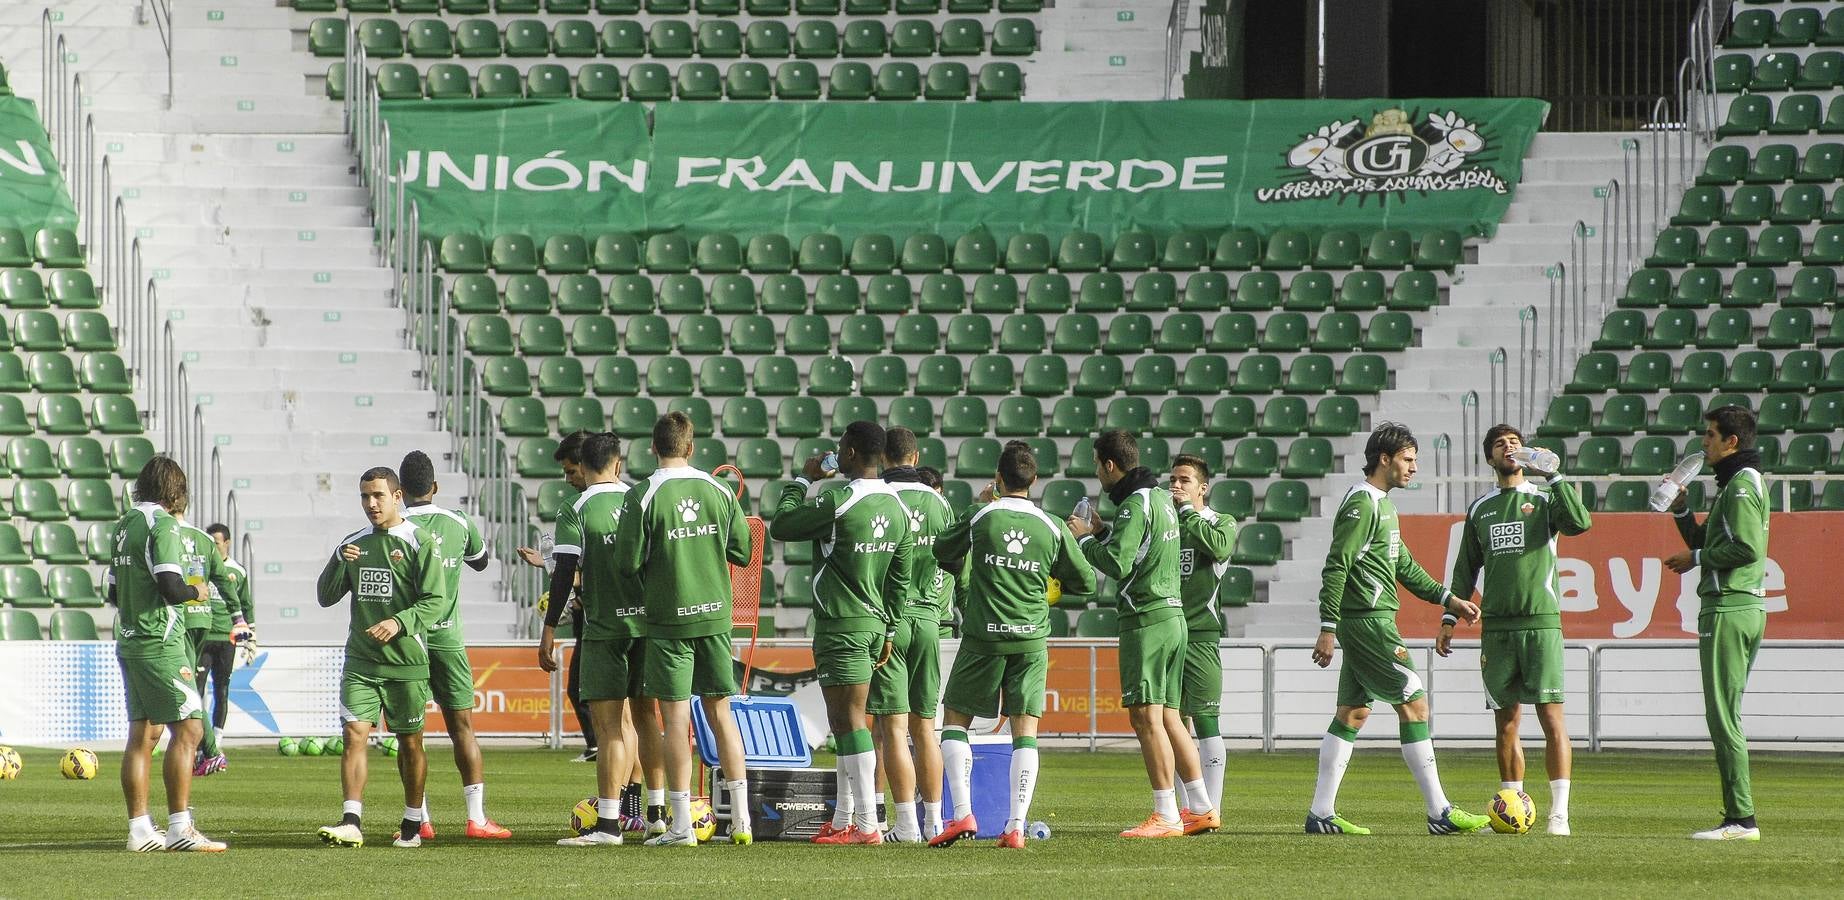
left=1258, top=108, right=1510, bottom=205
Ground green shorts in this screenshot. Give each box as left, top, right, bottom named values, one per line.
left=814, top=630, right=882, bottom=688
left=643, top=634, right=738, bottom=701
left=1180, top=639, right=1223, bottom=718
left=868, top=617, right=941, bottom=718
left=942, top=647, right=1048, bottom=719
left=1481, top=628, right=1565, bottom=709
left=340, top=671, right=431, bottom=734
left=1335, top=617, right=1424, bottom=709
left=1119, top=617, right=1185, bottom=709
left=119, top=653, right=205, bottom=725
left=427, top=646, right=477, bottom=711
left=580, top=637, right=646, bottom=702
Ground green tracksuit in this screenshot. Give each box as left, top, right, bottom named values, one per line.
left=402, top=502, right=488, bottom=711
left=560, top=482, right=649, bottom=700
left=1449, top=478, right=1592, bottom=709
left=110, top=503, right=204, bottom=725
left=1675, top=465, right=1770, bottom=820
left=1176, top=502, right=1237, bottom=718
left=1319, top=482, right=1452, bottom=709
left=771, top=477, right=915, bottom=687
left=1079, top=485, right=1185, bottom=709
left=316, top=521, right=448, bottom=732
left=868, top=481, right=956, bottom=717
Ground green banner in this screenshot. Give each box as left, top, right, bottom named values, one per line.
left=386, top=98, right=1547, bottom=242
left=0, top=97, right=78, bottom=232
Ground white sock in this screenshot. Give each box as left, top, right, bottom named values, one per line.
left=668, top=790, right=692, bottom=836
left=128, top=814, right=156, bottom=840
left=167, top=810, right=192, bottom=832
left=597, top=796, right=619, bottom=822
left=1199, top=735, right=1227, bottom=813
left=1006, top=745, right=1039, bottom=834
left=1501, top=780, right=1524, bottom=792
left=893, top=801, right=920, bottom=841
left=647, top=788, right=665, bottom=809
left=941, top=737, right=973, bottom=819
left=1153, top=789, right=1179, bottom=824
left=845, top=751, right=878, bottom=830
left=1310, top=732, right=1355, bottom=818
left=419, top=795, right=430, bottom=824
left=922, top=801, right=944, bottom=838
left=403, top=805, right=423, bottom=823
left=1550, top=779, right=1571, bottom=819
left=1181, top=778, right=1213, bottom=814
left=831, top=765, right=853, bottom=830
left=725, top=778, right=751, bottom=833
left=464, top=782, right=485, bottom=824
left=343, top=800, right=364, bottom=820
left=1400, top=740, right=1450, bottom=818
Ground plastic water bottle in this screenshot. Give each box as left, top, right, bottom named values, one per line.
left=1028, top=820, right=1051, bottom=840
left=1648, top=451, right=1706, bottom=512
left=1071, top=497, right=1092, bottom=523
left=821, top=451, right=839, bottom=474
left=1508, top=446, right=1560, bottom=475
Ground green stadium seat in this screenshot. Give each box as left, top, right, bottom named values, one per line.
left=440, top=233, right=488, bottom=273
left=829, top=397, right=878, bottom=437
left=13, top=312, right=60, bottom=352
left=0, top=269, right=46, bottom=309
left=65, top=479, right=118, bottom=521
left=1311, top=230, right=1363, bottom=269
left=1256, top=395, right=1308, bottom=437
left=772, top=397, right=821, bottom=438
left=11, top=481, right=63, bottom=522
left=309, top=18, right=348, bottom=57
left=720, top=397, right=771, bottom=439
left=108, top=436, right=154, bottom=478
left=1280, top=436, right=1335, bottom=478
left=795, top=21, right=840, bottom=58
left=1074, top=356, right=1123, bottom=398
left=47, top=271, right=98, bottom=310
left=1537, top=395, right=1591, bottom=437
left=499, top=397, right=549, bottom=437
left=1261, top=228, right=1312, bottom=270
left=1151, top=397, right=1203, bottom=437
left=1259, top=312, right=1309, bottom=353
left=941, top=397, right=991, bottom=437
left=970, top=274, right=1018, bottom=314
left=1773, top=183, right=1825, bottom=224
left=938, top=19, right=984, bottom=55
left=976, top=63, right=1023, bottom=100
left=1104, top=314, right=1154, bottom=354
left=624, top=63, right=671, bottom=100
left=842, top=20, right=888, bottom=57
left=991, top=18, right=1037, bottom=55
left=29, top=353, right=78, bottom=394
left=407, top=19, right=456, bottom=59
left=0, top=607, right=41, bottom=639
left=1757, top=307, right=1815, bottom=349
left=1773, top=349, right=1824, bottom=393
left=472, top=63, right=522, bottom=98
left=6, top=437, right=53, bottom=477
left=1231, top=523, right=1283, bottom=566
left=1570, top=436, right=1622, bottom=476
left=1565, top=351, right=1619, bottom=393
left=1714, top=53, right=1753, bottom=93
left=358, top=19, right=405, bottom=58
left=1229, top=272, right=1280, bottom=312
left=1056, top=232, right=1106, bottom=273
left=1331, top=271, right=1385, bottom=311
left=1620, top=269, right=1672, bottom=308
left=1593, top=395, right=1648, bottom=436
left=1285, top=354, right=1335, bottom=394
left=1798, top=392, right=1844, bottom=433
left=1178, top=355, right=1228, bottom=397
left=1601, top=482, right=1651, bottom=512
left=1642, top=309, right=1697, bottom=349
left=1758, top=394, right=1804, bottom=435
left=1724, top=268, right=1777, bottom=308
left=1413, top=230, right=1464, bottom=270
left=0, top=395, right=29, bottom=435
left=1048, top=397, right=1097, bottom=436
left=1156, top=312, right=1206, bottom=353
left=1745, top=144, right=1798, bottom=184
left=1387, top=271, right=1439, bottom=310
left=1126, top=355, right=1176, bottom=395
left=1223, top=437, right=1278, bottom=478
left=0, top=525, right=26, bottom=566
left=914, top=355, right=964, bottom=395
left=1285, top=272, right=1334, bottom=311
left=1616, top=351, right=1672, bottom=394
left=1256, top=480, right=1311, bottom=522
left=807, top=356, right=854, bottom=396
left=56, top=437, right=106, bottom=479
left=1673, top=186, right=1724, bottom=225
left=1720, top=185, right=1772, bottom=224
left=966, top=355, right=1016, bottom=395
left=481, top=357, right=533, bottom=397
left=828, top=62, right=874, bottom=99
left=1719, top=95, right=1772, bottom=137
left=0, top=353, right=25, bottom=392
left=1698, top=309, right=1753, bottom=349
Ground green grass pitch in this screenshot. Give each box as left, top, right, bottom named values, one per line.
left=0, top=745, right=1835, bottom=896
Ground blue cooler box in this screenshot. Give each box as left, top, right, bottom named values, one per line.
left=941, top=736, right=1015, bottom=839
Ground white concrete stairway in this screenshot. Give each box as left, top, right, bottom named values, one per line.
left=8, top=1, right=514, bottom=641
left=1242, top=131, right=1648, bottom=637
left=1029, top=0, right=1173, bottom=101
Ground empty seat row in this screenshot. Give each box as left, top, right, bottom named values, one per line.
left=0, top=569, right=107, bottom=611
left=436, top=227, right=1467, bottom=276
left=0, top=269, right=103, bottom=310
left=1539, top=390, right=1844, bottom=437
left=1695, top=143, right=1844, bottom=186
left=0, top=313, right=117, bottom=354
left=1723, top=7, right=1844, bottom=49
left=0, top=394, right=141, bottom=436
left=1620, top=265, right=1838, bottom=309
left=1645, top=223, right=1844, bottom=268
left=458, top=308, right=1416, bottom=357
left=1713, top=50, right=1844, bottom=92
left=0, top=352, right=133, bottom=395
left=1674, top=183, right=1844, bottom=227
left=337, top=58, right=1021, bottom=100
left=314, top=16, right=1038, bottom=59
left=296, top=0, right=1041, bottom=17
left=0, top=436, right=154, bottom=480
left=1716, top=92, right=1844, bottom=136
left=0, top=520, right=120, bottom=565
left=442, top=269, right=1440, bottom=316
left=1593, top=306, right=1828, bottom=350
left=469, top=348, right=1394, bottom=398
left=1566, top=347, right=1844, bottom=395
left=0, top=229, right=84, bottom=269
left=0, top=478, right=133, bottom=523
left=0, top=608, right=106, bottom=640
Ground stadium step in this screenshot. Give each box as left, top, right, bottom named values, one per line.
left=94, top=132, right=355, bottom=167
left=124, top=203, right=372, bottom=229
left=154, top=284, right=395, bottom=308
left=154, top=265, right=395, bottom=289
left=133, top=225, right=374, bottom=250
left=106, top=160, right=359, bottom=189
left=118, top=184, right=371, bottom=208
left=135, top=241, right=379, bottom=270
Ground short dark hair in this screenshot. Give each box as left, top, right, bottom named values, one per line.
left=579, top=432, right=622, bottom=474
left=840, top=420, right=886, bottom=465
left=1173, top=453, right=1211, bottom=482
left=398, top=450, right=435, bottom=498
left=1482, top=424, right=1524, bottom=461
left=556, top=430, right=590, bottom=463
left=915, top=465, right=943, bottom=490
left=652, top=411, right=694, bottom=457
left=360, top=466, right=401, bottom=492
left=1363, top=422, right=1418, bottom=476
left=997, top=440, right=1038, bottom=492
left=883, top=426, right=919, bottom=466
left=133, top=455, right=189, bottom=511
left=1093, top=429, right=1138, bottom=472
left=1705, top=405, right=1757, bottom=451
left=205, top=523, right=231, bottom=543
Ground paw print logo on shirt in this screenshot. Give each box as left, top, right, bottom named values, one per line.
left=677, top=498, right=701, bottom=523
left=907, top=508, right=924, bottom=532
left=870, top=515, right=890, bottom=539
left=1003, top=530, right=1029, bottom=554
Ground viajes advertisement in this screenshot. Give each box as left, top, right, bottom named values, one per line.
left=1395, top=511, right=1844, bottom=639
left=0, top=96, right=79, bottom=231
left=382, top=98, right=1547, bottom=242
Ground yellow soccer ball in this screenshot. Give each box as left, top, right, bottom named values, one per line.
left=690, top=798, right=717, bottom=842
left=1488, top=788, right=1536, bottom=834
left=61, top=748, right=100, bottom=781
left=0, top=745, right=21, bottom=780
left=570, top=797, right=598, bottom=835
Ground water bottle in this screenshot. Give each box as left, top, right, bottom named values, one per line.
left=821, top=451, right=839, bottom=474
left=1028, top=820, right=1051, bottom=840
left=1071, top=497, right=1092, bottom=524
left=1648, top=451, right=1706, bottom=512
left=1508, top=446, right=1560, bottom=475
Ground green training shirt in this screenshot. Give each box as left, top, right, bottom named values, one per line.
left=891, top=481, right=955, bottom=623
left=1675, top=466, right=1770, bottom=614
left=402, top=501, right=487, bottom=651
left=316, top=521, right=447, bottom=680
left=1177, top=502, right=1237, bottom=639
left=176, top=521, right=240, bottom=635
left=1449, top=479, right=1592, bottom=632
left=1078, top=486, right=1183, bottom=630
left=613, top=466, right=752, bottom=639
left=1318, top=481, right=1451, bottom=632
left=209, top=557, right=252, bottom=640
left=109, top=503, right=191, bottom=660
left=558, top=482, right=647, bottom=640
left=935, top=497, right=1096, bottom=655
left=771, top=477, right=915, bottom=637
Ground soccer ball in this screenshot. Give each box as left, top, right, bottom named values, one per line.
left=1488, top=789, right=1536, bottom=834
left=299, top=736, right=326, bottom=757
left=278, top=737, right=300, bottom=757
left=326, top=737, right=346, bottom=755
left=0, top=745, right=21, bottom=780
left=60, top=748, right=99, bottom=780
left=379, top=736, right=399, bottom=758
left=570, top=797, right=599, bottom=835
left=1045, top=577, right=1062, bottom=604
left=689, top=798, right=717, bottom=842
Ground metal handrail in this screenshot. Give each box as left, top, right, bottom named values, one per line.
left=1458, top=391, right=1482, bottom=502
left=1163, top=0, right=1188, bottom=100
left=143, top=0, right=174, bottom=110
left=1517, top=305, right=1540, bottom=427
left=1432, top=433, right=1453, bottom=513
